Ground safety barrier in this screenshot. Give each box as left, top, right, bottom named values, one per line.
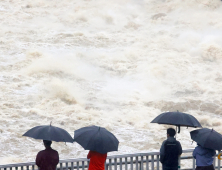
left=0, top=149, right=221, bottom=170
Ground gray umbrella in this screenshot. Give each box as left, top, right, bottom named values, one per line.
left=23, top=124, right=73, bottom=143
left=74, top=125, right=119, bottom=154
left=190, top=128, right=222, bottom=151
left=151, top=111, right=202, bottom=133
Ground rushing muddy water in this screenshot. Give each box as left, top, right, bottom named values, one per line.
left=1, top=0, right=222, bottom=167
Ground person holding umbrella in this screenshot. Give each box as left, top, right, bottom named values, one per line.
left=190, top=128, right=222, bottom=170
left=74, top=126, right=119, bottom=170
left=160, top=128, right=182, bottom=170
left=23, top=123, right=74, bottom=170
left=36, top=140, right=59, bottom=170
left=87, top=151, right=107, bottom=170
left=192, top=144, right=216, bottom=170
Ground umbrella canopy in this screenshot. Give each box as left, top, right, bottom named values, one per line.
left=151, top=111, right=202, bottom=133
left=23, top=125, right=73, bottom=143
left=190, top=128, right=222, bottom=151
left=74, top=125, right=119, bottom=154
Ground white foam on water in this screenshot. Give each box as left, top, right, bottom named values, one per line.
left=1, top=0, right=222, bottom=168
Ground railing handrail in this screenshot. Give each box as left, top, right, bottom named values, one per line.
left=0, top=149, right=195, bottom=168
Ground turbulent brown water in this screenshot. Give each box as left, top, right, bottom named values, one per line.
left=1, top=0, right=222, bottom=167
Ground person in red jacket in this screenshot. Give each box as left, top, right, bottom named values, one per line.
left=36, top=140, right=59, bottom=170
left=87, top=151, right=107, bottom=170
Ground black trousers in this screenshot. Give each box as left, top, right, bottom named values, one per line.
left=162, top=165, right=178, bottom=170
left=195, top=164, right=215, bottom=170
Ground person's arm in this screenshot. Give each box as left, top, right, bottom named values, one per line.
left=160, top=141, right=165, bottom=155
left=55, top=151, right=59, bottom=165
left=192, top=147, right=197, bottom=159
left=178, top=141, right=182, bottom=156
left=87, top=151, right=92, bottom=159
left=35, top=152, right=41, bottom=167
left=159, top=141, right=166, bottom=163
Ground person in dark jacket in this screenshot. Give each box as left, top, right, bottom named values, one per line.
left=193, top=144, right=216, bottom=170
left=160, top=128, right=182, bottom=170
left=36, top=140, right=59, bottom=170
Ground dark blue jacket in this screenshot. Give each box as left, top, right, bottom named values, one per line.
left=160, top=137, right=182, bottom=167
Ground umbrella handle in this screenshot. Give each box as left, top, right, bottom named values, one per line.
left=178, top=125, right=180, bottom=133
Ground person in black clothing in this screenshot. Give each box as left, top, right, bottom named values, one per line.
left=160, top=128, right=182, bottom=170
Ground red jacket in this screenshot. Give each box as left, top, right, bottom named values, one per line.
left=87, top=151, right=107, bottom=170
left=36, top=147, right=59, bottom=170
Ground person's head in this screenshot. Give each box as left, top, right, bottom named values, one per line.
left=43, top=140, right=52, bottom=147
left=167, top=128, right=176, bottom=137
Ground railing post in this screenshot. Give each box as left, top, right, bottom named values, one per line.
left=192, top=157, right=195, bottom=170
left=114, top=158, right=117, bottom=170
left=146, top=155, right=149, bottom=170
left=82, top=161, right=84, bottom=170
left=65, top=162, right=68, bottom=170
left=130, top=157, right=133, bottom=170
left=60, top=163, right=63, bottom=170
left=71, top=162, right=74, bottom=170
left=77, top=162, right=79, bottom=170
left=136, top=156, right=138, bottom=170
left=105, top=160, right=108, bottom=170
left=105, top=163, right=108, bottom=170
left=87, top=160, right=90, bottom=169
left=151, top=155, right=154, bottom=170
left=140, top=156, right=144, bottom=170
left=156, top=155, right=159, bottom=170
left=109, top=158, right=112, bottom=170
left=218, top=154, right=221, bottom=170
left=119, top=158, right=122, bottom=170
left=125, top=157, right=128, bottom=170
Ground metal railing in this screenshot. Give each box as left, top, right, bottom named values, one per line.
left=0, top=149, right=221, bottom=170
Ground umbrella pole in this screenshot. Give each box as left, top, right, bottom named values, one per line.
left=175, top=126, right=177, bottom=139
left=175, top=125, right=180, bottom=139
left=177, top=125, right=180, bottom=133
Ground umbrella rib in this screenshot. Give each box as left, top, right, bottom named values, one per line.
left=85, top=129, right=99, bottom=150
left=204, top=129, right=213, bottom=147
left=103, top=131, right=118, bottom=151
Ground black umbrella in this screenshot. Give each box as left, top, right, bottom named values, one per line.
left=74, top=125, right=119, bottom=154
left=151, top=111, right=202, bottom=133
left=190, top=128, right=222, bottom=151
left=23, top=124, right=73, bottom=143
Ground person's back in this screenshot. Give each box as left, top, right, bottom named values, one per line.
left=36, top=140, right=59, bottom=170
left=87, top=151, right=107, bottom=170
left=162, top=140, right=182, bottom=167
left=193, top=145, right=215, bottom=170
left=160, top=128, right=182, bottom=170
